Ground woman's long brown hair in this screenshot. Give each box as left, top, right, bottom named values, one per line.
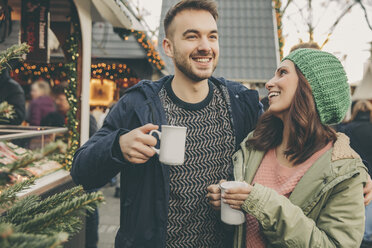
left=247, top=66, right=337, bottom=165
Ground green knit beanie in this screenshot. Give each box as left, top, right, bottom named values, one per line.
left=283, top=48, right=351, bottom=125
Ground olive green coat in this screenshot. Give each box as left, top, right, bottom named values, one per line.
left=232, top=132, right=368, bottom=248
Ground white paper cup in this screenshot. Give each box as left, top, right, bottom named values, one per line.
left=220, top=181, right=247, bottom=225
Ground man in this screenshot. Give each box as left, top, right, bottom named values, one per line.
left=41, top=82, right=97, bottom=137
left=0, top=67, right=25, bottom=125
left=70, top=1, right=372, bottom=247
left=71, top=1, right=260, bottom=247
left=40, top=82, right=69, bottom=127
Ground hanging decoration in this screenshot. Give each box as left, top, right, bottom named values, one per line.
left=273, top=0, right=284, bottom=60
left=91, top=62, right=139, bottom=88
left=62, top=21, right=80, bottom=171
left=114, top=27, right=165, bottom=70
left=12, top=62, right=139, bottom=92
left=12, top=62, right=69, bottom=84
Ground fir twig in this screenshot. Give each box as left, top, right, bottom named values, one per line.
left=16, top=190, right=104, bottom=234
left=2, top=195, right=40, bottom=224
left=0, top=178, right=35, bottom=210
left=4, top=187, right=84, bottom=225
left=0, top=43, right=29, bottom=74
left=1, top=229, right=68, bottom=248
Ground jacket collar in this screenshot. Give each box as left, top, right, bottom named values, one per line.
left=286, top=132, right=362, bottom=211
left=125, top=75, right=229, bottom=100
left=331, top=132, right=360, bottom=161
left=234, top=132, right=364, bottom=213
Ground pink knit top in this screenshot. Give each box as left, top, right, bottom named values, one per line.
left=245, top=143, right=332, bottom=247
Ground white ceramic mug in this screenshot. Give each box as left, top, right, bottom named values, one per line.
left=220, top=181, right=247, bottom=225
left=149, top=125, right=187, bottom=166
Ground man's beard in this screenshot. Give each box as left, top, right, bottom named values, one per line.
left=173, top=49, right=217, bottom=82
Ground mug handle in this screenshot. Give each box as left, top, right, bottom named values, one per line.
left=149, top=129, right=161, bottom=155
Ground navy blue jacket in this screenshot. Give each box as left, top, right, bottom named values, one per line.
left=0, top=69, right=25, bottom=125
left=70, top=75, right=261, bottom=248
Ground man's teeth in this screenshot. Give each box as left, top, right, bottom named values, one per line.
left=268, top=92, right=280, bottom=98
left=195, top=58, right=210, bottom=62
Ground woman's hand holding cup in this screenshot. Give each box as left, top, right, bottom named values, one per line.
left=206, top=179, right=227, bottom=211
left=222, top=183, right=253, bottom=210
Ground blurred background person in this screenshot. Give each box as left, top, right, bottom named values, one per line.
left=27, top=79, right=55, bottom=126
left=337, top=100, right=372, bottom=248
left=41, top=82, right=70, bottom=127
left=41, top=82, right=99, bottom=247
left=289, top=41, right=321, bottom=52
left=0, top=67, right=25, bottom=125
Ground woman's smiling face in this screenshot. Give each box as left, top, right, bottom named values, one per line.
left=265, top=60, right=299, bottom=120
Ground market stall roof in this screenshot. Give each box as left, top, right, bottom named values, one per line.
left=91, top=22, right=146, bottom=59
left=91, top=0, right=144, bottom=31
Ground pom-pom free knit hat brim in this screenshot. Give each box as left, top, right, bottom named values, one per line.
left=283, top=48, right=351, bottom=125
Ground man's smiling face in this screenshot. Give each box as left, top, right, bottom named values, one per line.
left=164, top=9, right=219, bottom=82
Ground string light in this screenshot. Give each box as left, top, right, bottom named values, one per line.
left=90, top=62, right=139, bottom=88
left=114, top=28, right=165, bottom=70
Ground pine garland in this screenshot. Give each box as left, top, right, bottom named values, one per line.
left=62, top=16, right=80, bottom=171
left=114, top=27, right=165, bottom=70
left=0, top=43, right=29, bottom=74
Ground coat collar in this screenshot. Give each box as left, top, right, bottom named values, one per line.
left=331, top=132, right=360, bottom=161
left=234, top=132, right=364, bottom=213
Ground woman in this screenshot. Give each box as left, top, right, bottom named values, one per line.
left=27, top=80, right=55, bottom=126
left=207, top=48, right=368, bottom=247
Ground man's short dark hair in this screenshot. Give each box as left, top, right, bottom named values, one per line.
left=164, top=0, right=218, bottom=38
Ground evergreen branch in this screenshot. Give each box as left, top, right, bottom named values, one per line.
left=0, top=223, right=13, bottom=239
left=0, top=43, right=29, bottom=74
left=3, top=195, right=40, bottom=225
left=0, top=223, right=67, bottom=248
left=16, top=191, right=104, bottom=234
left=38, top=216, right=82, bottom=236
left=0, top=178, right=35, bottom=210
left=5, top=186, right=84, bottom=224
left=1, top=230, right=68, bottom=248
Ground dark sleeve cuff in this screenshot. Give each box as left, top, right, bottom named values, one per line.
left=111, top=128, right=130, bottom=164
